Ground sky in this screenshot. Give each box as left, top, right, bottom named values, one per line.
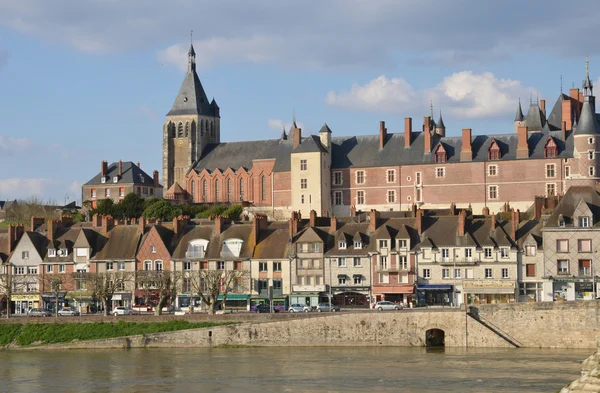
left=1, top=0, right=599, bottom=204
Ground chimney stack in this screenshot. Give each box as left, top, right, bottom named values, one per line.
left=173, top=215, right=189, bottom=240
left=460, top=129, right=472, bottom=161
left=411, top=203, right=417, bottom=218
left=458, top=210, right=467, bottom=236
left=101, top=215, right=114, bottom=235
left=289, top=211, right=299, bottom=238
left=47, top=219, right=62, bottom=242
left=214, top=215, right=226, bottom=234
left=416, top=208, right=424, bottom=235
left=330, top=216, right=338, bottom=233
left=118, top=160, right=123, bottom=177
left=423, top=116, right=432, bottom=153
left=561, top=121, right=567, bottom=142
left=368, top=209, right=379, bottom=232
left=101, top=160, right=108, bottom=177
left=136, top=161, right=141, bottom=168
left=309, top=210, right=317, bottom=227
left=450, top=202, right=456, bottom=216
left=491, top=212, right=496, bottom=231
left=511, top=209, right=520, bottom=240
left=253, top=214, right=268, bottom=242
left=404, top=117, right=412, bottom=148
left=293, top=127, right=302, bottom=149
left=138, top=216, right=146, bottom=234
left=30, top=216, right=45, bottom=232
left=379, top=121, right=387, bottom=149
left=153, top=170, right=159, bottom=187
left=540, top=99, right=546, bottom=115
left=60, top=214, right=73, bottom=227
left=350, top=205, right=356, bottom=217
left=8, top=224, right=25, bottom=254
left=517, top=125, right=529, bottom=158
left=92, top=213, right=102, bottom=227
left=482, top=206, right=490, bottom=216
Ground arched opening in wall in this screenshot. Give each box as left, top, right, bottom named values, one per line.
left=178, top=122, right=184, bottom=138
left=425, top=328, right=445, bottom=347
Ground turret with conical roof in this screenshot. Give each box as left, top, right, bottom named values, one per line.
left=435, top=111, right=446, bottom=136
left=281, top=126, right=287, bottom=141
left=319, top=122, right=332, bottom=148
left=514, top=99, right=525, bottom=133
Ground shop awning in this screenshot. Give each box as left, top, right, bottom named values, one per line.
left=375, top=287, right=414, bottom=294
left=463, top=288, right=515, bottom=294
left=418, top=285, right=453, bottom=290
left=217, top=294, right=249, bottom=300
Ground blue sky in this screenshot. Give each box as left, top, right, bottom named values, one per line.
left=0, top=0, right=599, bottom=204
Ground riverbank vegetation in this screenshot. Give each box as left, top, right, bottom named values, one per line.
left=0, top=320, right=235, bottom=346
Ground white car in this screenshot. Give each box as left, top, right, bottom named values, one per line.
left=58, top=307, right=80, bottom=316
left=373, top=301, right=403, bottom=311
left=288, top=304, right=311, bottom=313
left=113, top=306, right=136, bottom=316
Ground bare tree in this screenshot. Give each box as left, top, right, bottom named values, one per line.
left=6, top=197, right=59, bottom=223
left=41, top=273, right=74, bottom=318
left=190, top=269, right=248, bottom=315
left=137, top=270, right=183, bottom=316
left=0, top=268, right=36, bottom=318
left=86, top=272, right=134, bottom=316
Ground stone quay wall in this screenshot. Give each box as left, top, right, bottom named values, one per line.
left=18, top=301, right=600, bottom=350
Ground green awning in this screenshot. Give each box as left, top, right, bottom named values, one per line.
left=217, top=294, right=249, bottom=300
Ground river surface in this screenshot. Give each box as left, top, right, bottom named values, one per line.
left=0, top=347, right=589, bottom=393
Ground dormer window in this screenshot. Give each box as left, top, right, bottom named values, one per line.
left=222, top=238, right=244, bottom=258
left=579, top=217, right=590, bottom=228
left=338, top=241, right=346, bottom=250
left=354, top=241, right=362, bottom=249
left=379, top=240, right=388, bottom=248
left=101, top=176, right=106, bottom=184
left=139, top=174, right=145, bottom=183
left=48, top=249, right=56, bottom=257
left=398, top=239, right=407, bottom=249
left=58, top=249, right=68, bottom=257
left=113, top=176, right=119, bottom=183
left=186, top=239, right=209, bottom=258
left=488, top=140, right=500, bottom=160
left=544, top=138, right=557, bottom=158
left=434, top=144, right=447, bottom=163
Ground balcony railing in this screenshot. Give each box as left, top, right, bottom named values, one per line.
left=439, top=258, right=480, bottom=266
left=185, top=250, right=205, bottom=258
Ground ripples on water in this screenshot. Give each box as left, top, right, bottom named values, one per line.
left=0, top=347, right=589, bottom=393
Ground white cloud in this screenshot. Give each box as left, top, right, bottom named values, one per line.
left=0, top=136, right=34, bottom=155
left=267, top=119, right=306, bottom=133
left=326, top=71, right=539, bottom=119
left=0, top=178, right=56, bottom=199
left=136, top=105, right=159, bottom=121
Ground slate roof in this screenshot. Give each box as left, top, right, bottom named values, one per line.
left=26, top=232, right=50, bottom=259
left=91, top=226, right=141, bottom=261
left=253, top=222, right=292, bottom=259
left=524, top=103, right=546, bottom=131
left=43, top=227, right=82, bottom=263
left=84, top=161, right=159, bottom=187
left=545, top=186, right=600, bottom=227
left=167, top=54, right=216, bottom=117
left=204, top=224, right=255, bottom=260
left=547, top=93, right=569, bottom=131
left=574, top=100, right=600, bottom=135
left=171, top=224, right=216, bottom=260
left=514, top=101, right=524, bottom=122
left=293, top=135, right=328, bottom=153
left=326, top=222, right=370, bottom=256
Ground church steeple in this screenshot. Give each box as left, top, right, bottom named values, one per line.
left=514, top=99, right=524, bottom=122
left=188, top=43, right=196, bottom=73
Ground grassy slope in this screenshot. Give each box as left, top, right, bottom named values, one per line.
left=0, top=321, right=235, bottom=346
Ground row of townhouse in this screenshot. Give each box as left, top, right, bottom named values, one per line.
left=1, top=185, right=598, bottom=313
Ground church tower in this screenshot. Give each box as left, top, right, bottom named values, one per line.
left=162, top=43, right=220, bottom=191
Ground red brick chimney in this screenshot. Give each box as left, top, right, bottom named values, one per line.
left=423, top=116, right=432, bottom=153
left=517, top=125, right=529, bottom=159
left=60, top=214, right=73, bottom=227
left=416, top=208, right=423, bottom=235
left=561, top=121, right=567, bottom=141
left=8, top=224, right=25, bottom=254
left=214, top=215, right=226, bottom=234
left=101, top=215, right=114, bottom=235
left=350, top=205, right=356, bottom=217
left=460, top=129, right=472, bottom=161
left=411, top=203, right=417, bottom=218
left=101, top=160, right=108, bottom=177
left=449, top=202, right=456, bottom=216
left=288, top=211, right=299, bottom=238
left=46, top=219, right=62, bottom=242
left=482, top=206, right=490, bottom=216
left=540, top=99, right=546, bottom=115
left=458, top=210, right=467, bottom=236
left=405, top=117, right=412, bottom=148
left=153, top=170, right=159, bottom=187
left=92, top=213, right=102, bottom=228
left=491, top=212, right=496, bottom=231
left=252, top=214, right=268, bottom=243
left=118, top=160, right=123, bottom=177
left=30, top=216, right=45, bottom=232
left=368, top=209, right=379, bottom=232
left=511, top=209, right=520, bottom=240
left=309, top=210, right=317, bottom=227
left=330, top=216, right=338, bottom=233
left=138, top=216, right=146, bottom=234
left=562, top=95, right=573, bottom=130
left=173, top=215, right=189, bottom=240
left=293, top=127, right=302, bottom=149
left=379, top=121, right=387, bottom=149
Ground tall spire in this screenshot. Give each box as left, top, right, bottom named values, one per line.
left=514, top=99, right=524, bottom=122
left=583, top=56, right=594, bottom=97
left=188, top=30, right=196, bottom=73
left=281, top=126, right=287, bottom=140
left=437, top=111, right=445, bottom=129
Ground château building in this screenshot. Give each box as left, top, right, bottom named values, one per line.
left=163, top=45, right=600, bottom=219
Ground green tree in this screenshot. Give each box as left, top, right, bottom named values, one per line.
left=223, top=205, right=243, bottom=221
left=143, top=199, right=182, bottom=221
left=93, top=199, right=115, bottom=217
left=117, top=193, right=145, bottom=219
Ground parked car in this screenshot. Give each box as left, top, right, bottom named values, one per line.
left=316, top=303, right=340, bottom=312
left=28, top=308, right=50, bottom=317
left=288, top=304, right=311, bottom=313
left=254, top=304, right=273, bottom=313
left=58, top=307, right=80, bottom=316
left=113, top=306, right=136, bottom=316
left=373, top=301, right=403, bottom=311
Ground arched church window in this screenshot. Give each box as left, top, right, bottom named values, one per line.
left=261, top=176, right=266, bottom=201
left=202, top=180, right=207, bottom=201
left=239, top=178, right=244, bottom=201
left=210, top=122, right=215, bottom=138
left=178, top=122, right=184, bottom=138
left=227, top=178, right=232, bottom=202
left=215, top=179, right=220, bottom=202
left=185, top=122, right=189, bottom=138
left=191, top=180, right=195, bottom=202
left=170, top=123, right=176, bottom=138
left=200, top=120, right=205, bottom=136
left=191, top=121, right=196, bottom=137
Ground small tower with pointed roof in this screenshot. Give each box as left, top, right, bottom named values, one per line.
left=435, top=111, right=446, bottom=137
left=573, top=58, right=600, bottom=182
left=163, top=39, right=221, bottom=191
left=514, top=99, right=525, bottom=133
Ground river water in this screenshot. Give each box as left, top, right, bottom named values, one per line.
left=0, top=347, right=589, bottom=393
